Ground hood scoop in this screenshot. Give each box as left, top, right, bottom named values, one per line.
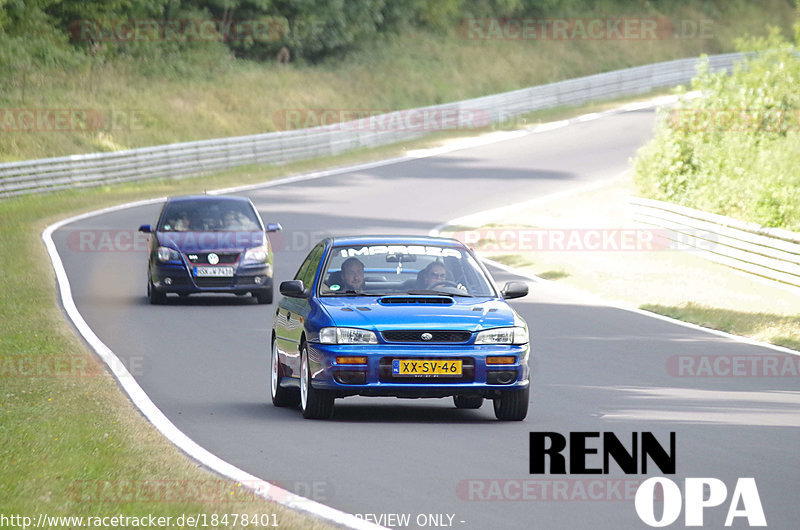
left=378, top=296, right=454, bottom=306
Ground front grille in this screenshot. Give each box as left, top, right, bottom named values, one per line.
left=186, top=252, right=240, bottom=264
left=379, top=357, right=475, bottom=383
left=194, top=277, right=234, bottom=288
left=382, top=330, right=471, bottom=343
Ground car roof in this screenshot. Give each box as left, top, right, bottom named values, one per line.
left=165, top=195, right=252, bottom=204
left=329, top=235, right=464, bottom=247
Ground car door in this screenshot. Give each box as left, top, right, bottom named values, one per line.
left=274, top=242, right=326, bottom=379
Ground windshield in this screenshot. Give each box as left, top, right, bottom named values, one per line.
left=319, top=244, right=496, bottom=297
left=158, top=199, right=262, bottom=232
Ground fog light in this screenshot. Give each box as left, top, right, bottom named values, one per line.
left=487, top=370, right=517, bottom=385
left=334, top=370, right=367, bottom=385
left=164, top=277, right=173, bottom=285
left=336, top=356, right=368, bottom=365
left=486, top=356, right=516, bottom=365
left=254, top=276, right=263, bottom=284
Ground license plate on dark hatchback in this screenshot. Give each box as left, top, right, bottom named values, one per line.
left=194, top=266, right=234, bottom=277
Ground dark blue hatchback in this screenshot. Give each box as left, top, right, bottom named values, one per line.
left=270, top=235, right=531, bottom=420
left=139, top=195, right=281, bottom=304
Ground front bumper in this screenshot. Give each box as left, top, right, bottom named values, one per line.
left=150, top=262, right=272, bottom=294
left=306, top=342, right=530, bottom=398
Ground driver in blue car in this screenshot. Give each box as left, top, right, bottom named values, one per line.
left=340, top=257, right=366, bottom=292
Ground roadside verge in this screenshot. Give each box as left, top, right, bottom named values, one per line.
left=434, top=172, right=800, bottom=353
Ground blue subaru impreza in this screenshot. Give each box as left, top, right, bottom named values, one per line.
left=270, top=235, right=530, bottom=420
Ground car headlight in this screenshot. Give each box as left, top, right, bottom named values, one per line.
left=318, top=327, right=378, bottom=344
left=157, top=246, right=180, bottom=263
left=475, top=326, right=528, bottom=345
left=244, top=244, right=269, bottom=262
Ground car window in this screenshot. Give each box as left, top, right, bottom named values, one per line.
left=319, top=244, right=496, bottom=297
left=158, top=199, right=262, bottom=232
left=294, top=242, right=325, bottom=288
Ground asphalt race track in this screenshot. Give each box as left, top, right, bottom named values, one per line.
left=51, top=108, right=800, bottom=529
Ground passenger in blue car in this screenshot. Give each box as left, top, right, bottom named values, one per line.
left=340, top=257, right=365, bottom=292
left=403, top=260, right=467, bottom=293
left=419, top=261, right=449, bottom=289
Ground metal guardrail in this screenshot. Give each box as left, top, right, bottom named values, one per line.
left=0, top=53, right=744, bottom=198
left=630, top=197, right=800, bottom=288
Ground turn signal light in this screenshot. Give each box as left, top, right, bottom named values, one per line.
left=486, top=356, right=516, bottom=365
left=336, top=356, right=368, bottom=365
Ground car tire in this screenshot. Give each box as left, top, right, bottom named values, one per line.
left=453, top=395, right=484, bottom=409
left=255, top=287, right=273, bottom=305
left=147, top=277, right=166, bottom=305
left=271, top=337, right=299, bottom=407
left=300, top=343, right=334, bottom=419
left=493, top=384, right=529, bottom=421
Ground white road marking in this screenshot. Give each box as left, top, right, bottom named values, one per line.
left=43, top=207, right=387, bottom=530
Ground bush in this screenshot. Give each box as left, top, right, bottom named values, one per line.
left=634, top=17, right=800, bottom=230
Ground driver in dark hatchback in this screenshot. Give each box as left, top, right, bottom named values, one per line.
left=138, top=195, right=281, bottom=304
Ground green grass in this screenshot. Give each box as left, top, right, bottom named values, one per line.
left=641, top=303, right=800, bottom=351
left=489, top=254, right=536, bottom=268
left=0, top=142, right=443, bottom=525
left=2, top=1, right=797, bottom=162
left=538, top=270, right=570, bottom=281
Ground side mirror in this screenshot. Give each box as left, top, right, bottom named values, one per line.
left=138, top=224, right=152, bottom=233
left=280, top=280, right=307, bottom=298
left=501, top=281, right=528, bottom=300
left=266, top=223, right=282, bottom=232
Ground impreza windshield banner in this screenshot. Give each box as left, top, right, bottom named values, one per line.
left=339, top=245, right=461, bottom=258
